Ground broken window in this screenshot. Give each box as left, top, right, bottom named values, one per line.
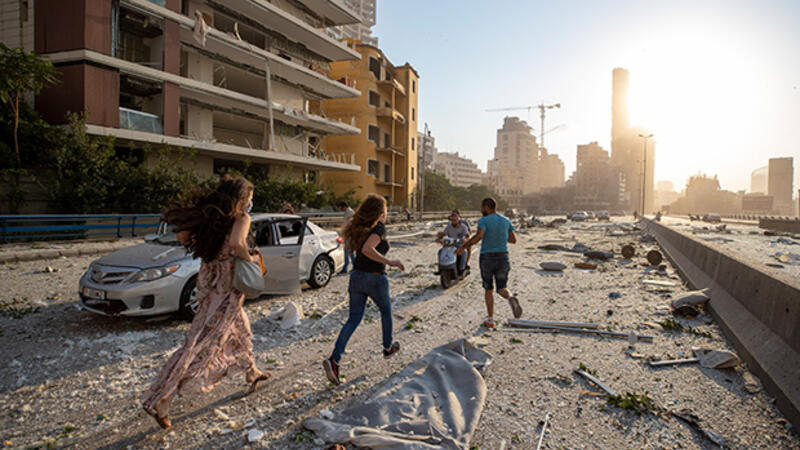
left=214, top=13, right=266, bottom=49
left=113, top=3, right=164, bottom=69
left=384, top=163, right=390, bottom=182
left=119, top=74, right=163, bottom=134
left=368, top=91, right=380, bottom=107
left=367, top=159, right=379, bottom=177
left=368, top=57, right=380, bottom=79
left=368, top=125, right=379, bottom=145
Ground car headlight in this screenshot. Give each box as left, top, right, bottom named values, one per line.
left=130, top=264, right=181, bottom=283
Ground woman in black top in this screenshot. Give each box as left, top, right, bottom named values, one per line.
left=323, top=194, right=405, bottom=386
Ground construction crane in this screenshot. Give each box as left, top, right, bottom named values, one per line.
left=485, top=102, right=561, bottom=154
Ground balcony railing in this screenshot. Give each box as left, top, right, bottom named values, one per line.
left=376, top=107, right=405, bottom=124
left=119, top=107, right=164, bottom=134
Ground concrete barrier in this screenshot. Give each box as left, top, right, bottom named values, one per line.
left=646, top=219, right=800, bottom=430
left=760, top=218, right=800, bottom=234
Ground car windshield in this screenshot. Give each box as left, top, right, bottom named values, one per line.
left=154, top=231, right=182, bottom=246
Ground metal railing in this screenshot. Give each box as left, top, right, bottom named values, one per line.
left=0, top=214, right=162, bottom=243
left=0, top=211, right=482, bottom=244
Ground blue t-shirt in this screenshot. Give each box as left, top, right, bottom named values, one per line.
left=477, top=213, right=515, bottom=254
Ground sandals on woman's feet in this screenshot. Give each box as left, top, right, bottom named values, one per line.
left=247, top=371, right=271, bottom=394
left=143, top=405, right=171, bottom=430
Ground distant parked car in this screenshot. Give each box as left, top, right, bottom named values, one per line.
left=702, top=213, right=722, bottom=223
left=596, top=211, right=610, bottom=221
left=78, top=214, right=343, bottom=319
left=570, top=211, right=587, bottom=222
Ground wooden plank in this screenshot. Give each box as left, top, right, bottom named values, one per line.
left=575, top=369, right=617, bottom=396
left=501, top=325, right=654, bottom=342
left=508, top=318, right=599, bottom=329
left=648, top=358, right=700, bottom=367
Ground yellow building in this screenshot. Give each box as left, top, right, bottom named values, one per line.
left=319, top=39, right=419, bottom=209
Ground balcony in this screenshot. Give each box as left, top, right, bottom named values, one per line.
left=206, top=0, right=360, bottom=61
left=122, top=0, right=360, bottom=99
left=376, top=180, right=403, bottom=187
left=378, top=78, right=405, bottom=96
left=119, top=107, right=164, bottom=134
left=295, top=0, right=362, bottom=26
left=376, top=107, right=405, bottom=124
left=376, top=146, right=405, bottom=157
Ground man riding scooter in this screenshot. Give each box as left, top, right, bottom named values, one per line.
left=437, top=212, right=471, bottom=273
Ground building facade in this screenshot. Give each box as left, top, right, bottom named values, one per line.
left=610, top=67, right=655, bottom=214
left=750, top=166, right=769, bottom=194
left=768, top=157, right=794, bottom=215
left=432, top=152, right=482, bottom=188
left=418, top=128, right=437, bottom=173
left=574, top=141, right=624, bottom=211
left=487, top=116, right=540, bottom=208
left=327, top=0, right=376, bottom=46
left=27, top=0, right=365, bottom=180
left=539, top=153, right=566, bottom=190
left=319, top=39, right=419, bottom=208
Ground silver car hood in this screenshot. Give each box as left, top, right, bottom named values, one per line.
left=94, top=242, right=192, bottom=269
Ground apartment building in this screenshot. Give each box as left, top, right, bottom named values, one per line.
left=433, top=152, right=482, bottom=188
left=574, top=141, right=624, bottom=211
left=28, top=0, right=365, bottom=179
left=487, top=116, right=540, bottom=208
left=327, top=0, right=376, bottom=46
left=319, top=39, right=419, bottom=208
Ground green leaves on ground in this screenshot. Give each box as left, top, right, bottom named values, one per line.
left=606, top=391, right=660, bottom=415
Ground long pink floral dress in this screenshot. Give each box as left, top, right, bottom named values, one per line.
left=141, top=240, right=256, bottom=411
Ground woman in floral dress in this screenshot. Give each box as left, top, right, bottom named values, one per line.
left=141, top=175, right=269, bottom=430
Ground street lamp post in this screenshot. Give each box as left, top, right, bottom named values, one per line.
left=638, top=132, right=653, bottom=216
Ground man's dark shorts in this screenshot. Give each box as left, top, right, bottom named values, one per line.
left=479, top=252, right=510, bottom=291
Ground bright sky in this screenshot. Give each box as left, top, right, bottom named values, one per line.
left=374, top=0, right=800, bottom=194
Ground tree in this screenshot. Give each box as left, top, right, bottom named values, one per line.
left=422, top=171, right=456, bottom=211
left=0, top=44, right=57, bottom=169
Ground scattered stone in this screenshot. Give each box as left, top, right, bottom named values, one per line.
left=247, top=429, right=264, bottom=442
left=320, top=409, right=335, bottom=420
left=742, top=371, right=761, bottom=393
left=539, top=262, right=566, bottom=271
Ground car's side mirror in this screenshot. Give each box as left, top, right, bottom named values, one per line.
left=144, top=234, right=158, bottom=242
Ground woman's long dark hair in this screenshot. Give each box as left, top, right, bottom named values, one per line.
left=164, top=175, right=254, bottom=261
left=343, top=194, right=386, bottom=252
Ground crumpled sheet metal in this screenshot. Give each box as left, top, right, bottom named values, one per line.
left=304, top=339, right=492, bottom=449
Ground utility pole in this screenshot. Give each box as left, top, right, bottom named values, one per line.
left=638, top=133, right=653, bottom=215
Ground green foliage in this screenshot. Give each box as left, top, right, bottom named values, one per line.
left=218, top=164, right=358, bottom=213
left=0, top=43, right=57, bottom=168
left=606, top=391, right=660, bottom=415
left=422, top=170, right=507, bottom=211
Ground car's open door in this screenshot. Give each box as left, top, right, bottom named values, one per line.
left=258, top=217, right=307, bottom=294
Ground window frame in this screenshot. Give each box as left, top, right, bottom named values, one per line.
left=367, top=158, right=380, bottom=177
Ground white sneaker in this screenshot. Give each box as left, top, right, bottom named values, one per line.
left=483, top=317, right=495, bottom=328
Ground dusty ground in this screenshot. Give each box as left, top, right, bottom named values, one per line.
left=0, top=218, right=797, bottom=449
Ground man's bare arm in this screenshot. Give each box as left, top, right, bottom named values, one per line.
left=507, top=230, right=517, bottom=244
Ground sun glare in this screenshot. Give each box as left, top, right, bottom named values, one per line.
left=625, top=28, right=762, bottom=185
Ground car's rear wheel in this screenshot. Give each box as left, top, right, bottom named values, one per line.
left=308, top=255, right=333, bottom=289
left=179, top=276, right=198, bottom=320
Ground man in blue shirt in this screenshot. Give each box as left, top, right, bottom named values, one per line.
left=457, top=198, right=522, bottom=328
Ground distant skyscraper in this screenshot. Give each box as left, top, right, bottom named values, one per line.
left=418, top=129, right=437, bottom=172
left=611, top=68, right=630, bottom=159
left=610, top=68, right=655, bottom=213
left=750, top=166, right=769, bottom=194
left=487, top=116, right=540, bottom=208
left=768, top=157, right=794, bottom=215
left=574, top=142, right=624, bottom=210
left=329, top=0, right=377, bottom=46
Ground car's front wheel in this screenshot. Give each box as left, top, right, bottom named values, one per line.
left=179, top=276, right=198, bottom=320
left=308, top=255, right=333, bottom=289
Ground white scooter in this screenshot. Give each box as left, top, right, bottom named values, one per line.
left=435, top=237, right=470, bottom=288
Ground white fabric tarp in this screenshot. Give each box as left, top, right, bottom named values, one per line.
left=304, top=338, right=492, bottom=449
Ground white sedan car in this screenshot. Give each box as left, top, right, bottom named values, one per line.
left=78, top=214, right=343, bottom=319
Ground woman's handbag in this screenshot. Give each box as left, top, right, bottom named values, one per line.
left=234, top=254, right=265, bottom=297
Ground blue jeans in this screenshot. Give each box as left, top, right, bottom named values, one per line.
left=331, top=270, right=393, bottom=362
left=342, top=245, right=353, bottom=272
left=479, top=252, right=510, bottom=291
